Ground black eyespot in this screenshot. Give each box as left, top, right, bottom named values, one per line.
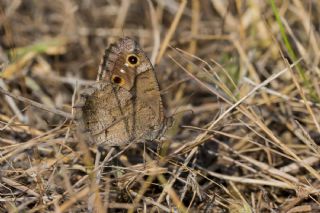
left=128, top=55, right=138, bottom=65
left=112, top=76, right=122, bottom=84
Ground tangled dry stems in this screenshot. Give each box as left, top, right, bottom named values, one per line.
left=0, top=0, right=320, bottom=212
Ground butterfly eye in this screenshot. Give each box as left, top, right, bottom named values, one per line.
left=126, top=54, right=139, bottom=66
left=111, top=75, right=123, bottom=84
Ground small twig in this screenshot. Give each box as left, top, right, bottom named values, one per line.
left=0, top=79, right=26, bottom=122
left=0, top=87, right=73, bottom=119
left=2, top=177, right=40, bottom=197
left=155, top=0, right=187, bottom=64
left=147, top=0, right=161, bottom=65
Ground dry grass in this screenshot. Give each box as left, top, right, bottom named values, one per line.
left=1, top=0, right=320, bottom=212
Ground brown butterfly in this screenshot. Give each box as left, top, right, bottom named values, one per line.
left=75, top=37, right=167, bottom=146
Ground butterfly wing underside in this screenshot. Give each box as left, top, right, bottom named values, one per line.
left=76, top=37, right=165, bottom=146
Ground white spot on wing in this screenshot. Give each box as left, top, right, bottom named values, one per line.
left=120, top=69, right=126, bottom=73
